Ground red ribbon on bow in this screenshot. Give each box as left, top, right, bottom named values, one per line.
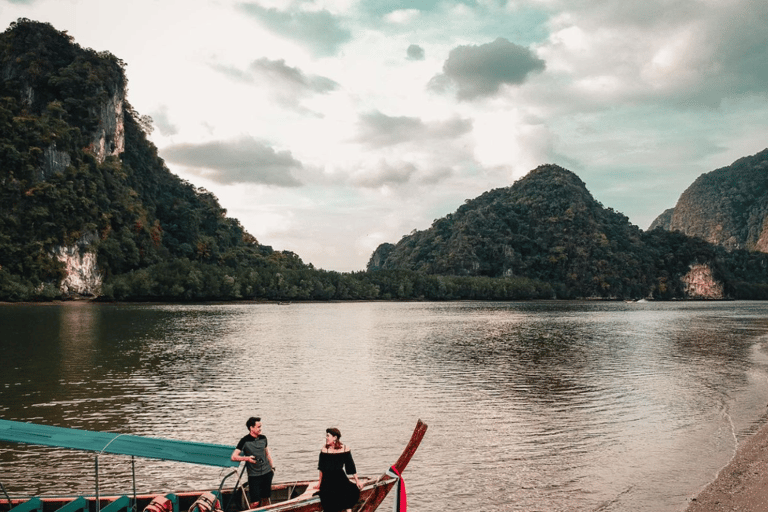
left=389, top=466, right=407, bottom=512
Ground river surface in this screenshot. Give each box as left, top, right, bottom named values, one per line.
left=3, top=301, right=768, bottom=512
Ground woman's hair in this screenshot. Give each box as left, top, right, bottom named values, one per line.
left=326, top=427, right=343, bottom=449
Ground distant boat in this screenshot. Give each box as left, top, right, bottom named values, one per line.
left=0, top=419, right=427, bottom=512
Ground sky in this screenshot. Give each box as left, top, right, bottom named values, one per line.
left=2, top=0, right=768, bottom=272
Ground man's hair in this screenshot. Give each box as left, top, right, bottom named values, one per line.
left=246, top=417, right=261, bottom=429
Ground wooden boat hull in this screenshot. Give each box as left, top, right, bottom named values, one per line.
left=2, top=478, right=389, bottom=512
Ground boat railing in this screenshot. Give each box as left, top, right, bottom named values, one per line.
left=216, top=468, right=242, bottom=512
left=1, top=482, right=12, bottom=510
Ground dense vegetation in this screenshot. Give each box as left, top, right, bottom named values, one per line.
left=0, top=19, right=276, bottom=300
left=2, top=19, right=766, bottom=302
left=369, top=165, right=768, bottom=299
left=650, top=149, right=768, bottom=252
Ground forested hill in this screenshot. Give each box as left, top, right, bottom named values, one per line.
left=368, top=164, right=768, bottom=299
left=0, top=19, right=313, bottom=300
left=368, top=165, right=649, bottom=297
left=649, top=148, right=768, bottom=252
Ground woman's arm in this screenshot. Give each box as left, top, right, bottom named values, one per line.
left=344, top=448, right=362, bottom=488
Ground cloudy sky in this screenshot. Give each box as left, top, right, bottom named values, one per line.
left=2, top=0, right=767, bottom=271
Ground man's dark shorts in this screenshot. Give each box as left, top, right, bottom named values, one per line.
left=248, top=471, right=274, bottom=503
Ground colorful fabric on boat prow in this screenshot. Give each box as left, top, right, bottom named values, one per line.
left=386, top=466, right=406, bottom=512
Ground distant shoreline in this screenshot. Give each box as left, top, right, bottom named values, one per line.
left=0, top=297, right=754, bottom=306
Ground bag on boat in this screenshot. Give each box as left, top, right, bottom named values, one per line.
left=144, top=496, right=174, bottom=512
left=188, top=492, right=222, bottom=512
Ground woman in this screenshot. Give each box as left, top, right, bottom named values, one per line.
left=317, top=427, right=362, bottom=512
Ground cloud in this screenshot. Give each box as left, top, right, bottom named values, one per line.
left=360, top=0, right=470, bottom=16
left=162, top=137, right=303, bottom=187
left=150, top=106, right=178, bottom=137
left=210, top=57, right=338, bottom=115
left=351, top=161, right=418, bottom=188
left=406, top=44, right=425, bottom=61
left=355, top=111, right=472, bottom=148
left=211, top=58, right=337, bottom=93
left=249, top=58, right=338, bottom=94
left=538, top=0, right=768, bottom=108
left=430, top=37, right=546, bottom=100
left=704, top=1, right=768, bottom=97
left=237, top=3, right=352, bottom=56
left=209, top=63, right=252, bottom=83
left=386, top=9, right=421, bottom=24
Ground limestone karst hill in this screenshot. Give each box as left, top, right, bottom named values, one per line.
left=650, top=148, right=768, bottom=253
left=368, top=164, right=768, bottom=299
left=0, top=19, right=306, bottom=301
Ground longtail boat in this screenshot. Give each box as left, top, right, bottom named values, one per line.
left=0, top=419, right=427, bottom=512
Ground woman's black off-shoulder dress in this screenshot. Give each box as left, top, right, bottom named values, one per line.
left=318, top=450, right=360, bottom=512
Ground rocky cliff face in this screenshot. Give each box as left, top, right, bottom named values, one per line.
left=681, top=264, right=724, bottom=299
left=0, top=20, right=126, bottom=297
left=51, top=232, right=102, bottom=297
left=87, top=84, right=125, bottom=163
left=651, top=149, right=768, bottom=252
left=366, top=243, right=394, bottom=271
left=648, top=208, right=673, bottom=231
left=40, top=143, right=71, bottom=180
left=47, top=74, right=123, bottom=297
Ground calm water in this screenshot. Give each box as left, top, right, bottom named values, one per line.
left=3, top=301, right=768, bottom=512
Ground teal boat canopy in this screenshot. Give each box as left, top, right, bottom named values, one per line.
left=0, top=419, right=239, bottom=468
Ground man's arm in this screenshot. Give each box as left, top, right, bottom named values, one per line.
left=231, top=448, right=254, bottom=463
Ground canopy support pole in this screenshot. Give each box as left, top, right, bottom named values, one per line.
left=95, top=455, right=100, bottom=512
left=131, top=456, right=137, bottom=512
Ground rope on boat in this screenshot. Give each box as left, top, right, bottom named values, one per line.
left=95, top=434, right=134, bottom=512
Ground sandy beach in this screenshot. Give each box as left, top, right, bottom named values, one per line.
left=686, top=414, right=768, bottom=511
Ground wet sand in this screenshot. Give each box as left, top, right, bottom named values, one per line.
left=686, top=416, right=768, bottom=511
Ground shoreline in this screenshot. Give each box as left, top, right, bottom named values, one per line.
left=686, top=338, right=768, bottom=511
left=685, top=413, right=768, bottom=511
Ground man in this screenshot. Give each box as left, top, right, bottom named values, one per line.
left=231, top=417, right=276, bottom=508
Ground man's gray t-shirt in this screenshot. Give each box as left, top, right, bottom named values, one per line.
left=236, top=434, right=270, bottom=476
